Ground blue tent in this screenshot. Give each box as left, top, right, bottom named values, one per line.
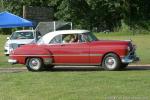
left=0, top=11, right=33, bottom=28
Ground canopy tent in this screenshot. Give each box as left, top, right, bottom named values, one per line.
left=0, top=11, right=33, bottom=28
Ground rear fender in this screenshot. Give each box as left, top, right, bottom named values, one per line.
left=14, top=47, right=53, bottom=65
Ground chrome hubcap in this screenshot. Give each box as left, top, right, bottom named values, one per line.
left=29, top=58, right=40, bottom=70
left=105, top=57, right=116, bottom=69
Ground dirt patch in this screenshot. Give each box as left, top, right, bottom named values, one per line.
left=0, top=67, right=27, bottom=73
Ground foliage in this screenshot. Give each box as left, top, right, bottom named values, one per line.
left=0, top=0, right=150, bottom=34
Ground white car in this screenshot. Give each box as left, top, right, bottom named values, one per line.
left=4, top=30, right=41, bottom=56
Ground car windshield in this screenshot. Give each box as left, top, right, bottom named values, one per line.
left=10, top=32, right=34, bottom=40
left=82, top=32, right=98, bottom=42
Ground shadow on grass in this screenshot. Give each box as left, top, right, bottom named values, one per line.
left=47, top=65, right=150, bottom=72
left=0, top=66, right=150, bottom=73
left=49, top=66, right=103, bottom=72
left=125, top=66, right=150, bottom=71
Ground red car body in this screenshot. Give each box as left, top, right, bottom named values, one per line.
left=8, top=30, right=139, bottom=71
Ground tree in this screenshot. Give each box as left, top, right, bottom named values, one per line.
left=1, top=0, right=150, bottom=34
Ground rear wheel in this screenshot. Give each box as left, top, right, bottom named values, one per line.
left=26, top=58, right=44, bottom=71
left=102, top=53, right=121, bottom=71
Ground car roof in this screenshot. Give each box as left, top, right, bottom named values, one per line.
left=41, top=30, right=90, bottom=44
left=48, top=30, right=89, bottom=34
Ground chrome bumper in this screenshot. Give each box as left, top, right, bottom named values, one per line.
left=8, top=59, right=17, bottom=64
left=122, top=45, right=140, bottom=64
left=121, top=56, right=140, bottom=63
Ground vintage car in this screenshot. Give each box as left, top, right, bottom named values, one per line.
left=4, top=30, right=41, bottom=56
left=8, top=30, right=139, bottom=71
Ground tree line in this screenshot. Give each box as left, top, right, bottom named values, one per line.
left=1, top=0, right=150, bottom=34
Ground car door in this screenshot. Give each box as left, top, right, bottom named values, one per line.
left=47, top=34, right=90, bottom=64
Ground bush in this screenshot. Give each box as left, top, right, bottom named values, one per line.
left=0, top=28, right=12, bottom=35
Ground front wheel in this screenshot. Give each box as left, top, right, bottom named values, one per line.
left=102, top=53, right=121, bottom=71
left=26, top=58, right=44, bottom=71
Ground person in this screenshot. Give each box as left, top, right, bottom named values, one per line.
left=69, top=35, right=75, bottom=43
left=62, top=34, right=78, bottom=43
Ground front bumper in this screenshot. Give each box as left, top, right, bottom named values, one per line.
left=121, top=44, right=140, bottom=64
left=8, top=59, right=17, bottom=64
left=122, top=56, right=140, bottom=63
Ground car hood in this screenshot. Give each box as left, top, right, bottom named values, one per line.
left=6, top=39, right=35, bottom=45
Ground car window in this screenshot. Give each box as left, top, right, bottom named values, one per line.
left=10, top=32, right=34, bottom=40
left=81, top=32, right=98, bottom=42
left=78, top=34, right=86, bottom=42
left=62, top=34, right=79, bottom=43
left=50, top=35, right=62, bottom=44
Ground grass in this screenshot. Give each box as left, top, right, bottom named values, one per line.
left=0, top=35, right=9, bottom=67
left=0, top=33, right=150, bottom=67
left=0, top=35, right=23, bottom=67
left=0, top=71, right=150, bottom=100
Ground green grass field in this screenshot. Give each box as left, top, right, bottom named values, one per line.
left=0, top=71, right=150, bottom=100
left=0, top=34, right=150, bottom=99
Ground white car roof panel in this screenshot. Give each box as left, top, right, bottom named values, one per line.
left=42, top=30, right=90, bottom=44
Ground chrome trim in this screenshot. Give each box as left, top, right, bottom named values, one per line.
left=122, top=56, right=139, bottom=63
left=52, top=63, right=100, bottom=65
left=121, top=49, right=139, bottom=64
left=51, top=54, right=102, bottom=56
left=10, top=54, right=103, bottom=57
left=9, top=55, right=51, bottom=57
left=122, top=58, right=134, bottom=63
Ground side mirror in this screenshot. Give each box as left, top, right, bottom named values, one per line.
left=7, top=37, right=10, bottom=40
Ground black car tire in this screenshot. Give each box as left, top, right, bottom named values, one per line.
left=26, top=58, right=44, bottom=71
left=102, top=53, right=121, bottom=71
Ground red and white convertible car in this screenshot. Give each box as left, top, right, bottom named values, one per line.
left=8, top=30, right=139, bottom=71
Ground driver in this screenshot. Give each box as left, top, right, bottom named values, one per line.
left=69, top=34, right=78, bottom=43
